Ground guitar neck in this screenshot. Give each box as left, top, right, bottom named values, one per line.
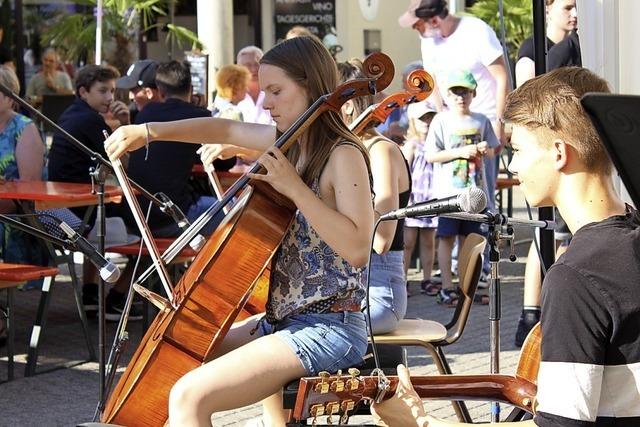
left=410, top=374, right=536, bottom=411
left=293, top=373, right=537, bottom=421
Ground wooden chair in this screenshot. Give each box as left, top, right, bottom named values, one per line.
left=370, top=232, right=487, bottom=423
left=0, top=263, right=58, bottom=381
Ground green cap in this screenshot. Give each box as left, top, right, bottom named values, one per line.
left=446, top=69, right=477, bottom=90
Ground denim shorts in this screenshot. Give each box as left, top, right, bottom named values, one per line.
left=364, top=251, right=407, bottom=334
left=259, top=311, right=368, bottom=376
left=437, top=216, right=482, bottom=238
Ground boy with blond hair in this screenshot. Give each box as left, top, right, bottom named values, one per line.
left=212, top=64, right=251, bottom=120
left=372, top=67, right=640, bottom=426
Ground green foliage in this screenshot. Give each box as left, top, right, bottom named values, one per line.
left=42, top=0, right=203, bottom=69
left=465, top=0, right=533, bottom=61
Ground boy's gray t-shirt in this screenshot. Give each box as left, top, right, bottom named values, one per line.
left=425, top=110, right=499, bottom=199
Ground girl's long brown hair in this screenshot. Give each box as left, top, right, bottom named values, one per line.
left=260, top=36, right=371, bottom=187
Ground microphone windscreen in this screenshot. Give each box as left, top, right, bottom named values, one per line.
left=459, top=187, right=487, bottom=213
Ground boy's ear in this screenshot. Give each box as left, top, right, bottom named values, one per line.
left=553, top=139, right=569, bottom=171
left=78, top=86, right=88, bottom=100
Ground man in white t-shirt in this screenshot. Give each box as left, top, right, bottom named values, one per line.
left=399, top=0, right=509, bottom=212
left=235, top=45, right=274, bottom=125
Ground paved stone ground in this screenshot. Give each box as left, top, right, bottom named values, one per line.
left=0, top=189, right=537, bottom=426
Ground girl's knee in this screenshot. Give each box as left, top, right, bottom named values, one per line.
left=169, top=376, right=191, bottom=412
left=169, top=374, right=204, bottom=415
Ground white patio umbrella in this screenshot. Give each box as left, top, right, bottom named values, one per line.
left=95, top=0, right=103, bottom=64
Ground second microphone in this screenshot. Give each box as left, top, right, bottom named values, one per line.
left=380, top=187, right=487, bottom=221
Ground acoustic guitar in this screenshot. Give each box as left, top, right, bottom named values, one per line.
left=291, top=323, right=541, bottom=425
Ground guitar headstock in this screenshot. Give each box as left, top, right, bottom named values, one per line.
left=292, top=368, right=397, bottom=424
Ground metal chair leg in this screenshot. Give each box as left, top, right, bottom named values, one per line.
left=25, top=275, right=53, bottom=376
left=425, top=344, right=473, bottom=423
left=67, top=254, right=96, bottom=361
left=7, top=288, right=14, bottom=381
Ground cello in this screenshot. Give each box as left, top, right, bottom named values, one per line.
left=101, top=53, right=395, bottom=426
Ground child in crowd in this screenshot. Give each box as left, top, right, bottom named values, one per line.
left=402, top=100, right=439, bottom=295
left=211, top=64, right=251, bottom=121
left=425, top=69, right=499, bottom=306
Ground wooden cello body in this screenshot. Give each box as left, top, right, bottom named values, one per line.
left=103, top=184, right=294, bottom=426
left=101, top=53, right=394, bottom=426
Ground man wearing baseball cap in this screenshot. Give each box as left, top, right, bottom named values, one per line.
left=399, top=0, right=508, bottom=289
left=398, top=0, right=448, bottom=29
left=116, top=59, right=161, bottom=116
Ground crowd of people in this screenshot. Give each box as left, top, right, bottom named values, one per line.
left=0, top=0, right=638, bottom=425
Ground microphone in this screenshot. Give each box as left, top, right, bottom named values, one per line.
left=58, top=221, right=121, bottom=283
left=158, top=192, right=188, bottom=229
left=380, top=187, right=487, bottom=221
left=157, top=193, right=206, bottom=251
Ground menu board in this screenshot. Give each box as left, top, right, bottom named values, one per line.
left=274, top=0, right=336, bottom=43
left=185, top=52, right=208, bottom=106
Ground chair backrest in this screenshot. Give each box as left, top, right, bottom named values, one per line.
left=41, top=94, right=75, bottom=131
left=442, top=232, right=486, bottom=344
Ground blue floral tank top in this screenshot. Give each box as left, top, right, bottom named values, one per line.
left=0, top=114, right=45, bottom=180
left=266, top=179, right=367, bottom=322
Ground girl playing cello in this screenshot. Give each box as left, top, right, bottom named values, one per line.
left=105, top=36, right=374, bottom=426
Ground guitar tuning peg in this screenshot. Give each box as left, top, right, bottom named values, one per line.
left=315, top=371, right=331, bottom=394
left=310, top=403, right=325, bottom=426
left=346, top=368, right=361, bottom=391
left=326, top=401, right=340, bottom=425
left=330, top=376, right=345, bottom=392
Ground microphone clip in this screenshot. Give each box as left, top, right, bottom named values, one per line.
left=157, top=192, right=189, bottom=229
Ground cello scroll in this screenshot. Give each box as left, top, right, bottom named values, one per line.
left=350, top=69, right=435, bottom=135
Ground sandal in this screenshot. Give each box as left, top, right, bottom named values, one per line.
left=421, top=280, right=441, bottom=296
left=436, top=288, right=460, bottom=307
left=473, top=293, right=489, bottom=305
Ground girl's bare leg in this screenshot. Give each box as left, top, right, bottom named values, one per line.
left=418, top=228, right=436, bottom=281
left=169, top=332, right=306, bottom=426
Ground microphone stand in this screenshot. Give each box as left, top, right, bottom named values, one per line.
left=441, top=211, right=554, bottom=422
left=90, top=162, right=109, bottom=408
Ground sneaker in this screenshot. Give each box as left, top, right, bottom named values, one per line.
left=106, top=290, right=143, bottom=322
left=477, top=273, right=489, bottom=289
left=82, top=283, right=99, bottom=317
left=436, top=288, right=459, bottom=306
left=514, top=309, right=541, bottom=347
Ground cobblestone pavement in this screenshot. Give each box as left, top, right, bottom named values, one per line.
left=0, top=191, right=537, bottom=426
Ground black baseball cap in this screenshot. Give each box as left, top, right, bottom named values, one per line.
left=116, top=59, right=158, bottom=90
left=398, top=0, right=447, bottom=28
